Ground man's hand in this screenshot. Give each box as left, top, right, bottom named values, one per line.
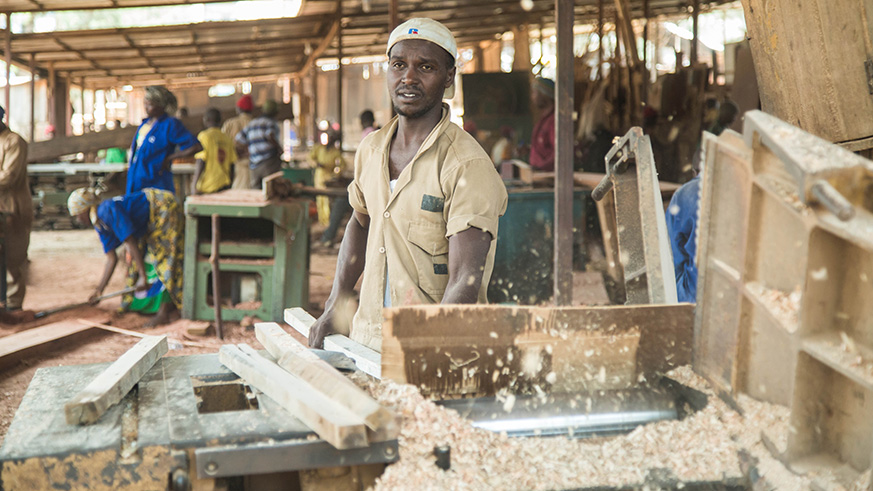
left=308, top=310, right=339, bottom=348
left=88, top=288, right=103, bottom=305
left=134, top=276, right=150, bottom=293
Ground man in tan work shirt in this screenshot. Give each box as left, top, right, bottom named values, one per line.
left=309, top=18, right=508, bottom=351
left=0, top=106, right=32, bottom=310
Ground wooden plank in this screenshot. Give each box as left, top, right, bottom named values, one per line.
left=254, top=322, right=398, bottom=440
left=0, top=316, right=110, bottom=369
left=64, top=335, right=168, bottom=425
left=284, top=308, right=382, bottom=379
left=381, top=304, right=693, bottom=399
left=218, top=343, right=369, bottom=450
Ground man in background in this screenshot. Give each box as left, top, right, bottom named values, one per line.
left=360, top=109, right=378, bottom=139
left=222, top=95, right=254, bottom=190
left=192, top=108, right=236, bottom=195
left=529, top=77, right=555, bottom=171
left=0, top=106, right=32, bottom=310
left=236, top=99, right=283, bottom=189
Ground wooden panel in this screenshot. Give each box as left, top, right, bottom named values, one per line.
left=741, top=0, right=873, bottom=146
left=381, top=304, right=693, bottom=399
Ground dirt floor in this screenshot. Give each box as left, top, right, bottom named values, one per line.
left=0, top=227, right=340, bottom=445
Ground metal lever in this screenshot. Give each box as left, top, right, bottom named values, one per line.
left=810, top=180, right=855, bottom=221
left=593, top=150, right=635, bottom=202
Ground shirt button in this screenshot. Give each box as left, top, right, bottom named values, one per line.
left=383, top=211, right=390, bottom=218
left=379, top=247, right=386, bottom=254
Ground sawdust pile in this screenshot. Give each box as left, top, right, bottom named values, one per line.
left=362, top=366, right=780, bottom=490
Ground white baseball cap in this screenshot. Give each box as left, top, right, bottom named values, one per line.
left=387, top=18, right=457, bottom=99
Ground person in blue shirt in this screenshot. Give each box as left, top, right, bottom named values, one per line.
left=127, top=86, right=201, bottom=195
left=67, top=187, right=184, bottom=326
left=666, top=102, right=739, bottom=303
left=666, top=176, right=701, bottom=303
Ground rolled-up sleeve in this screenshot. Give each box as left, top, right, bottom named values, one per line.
left=347, top=147, right=369, bottom=215
left=168, top=118, right=198, bottom=150
left=442, top=157, right=508, bottom=238
left=0, top=136, right=25, bottom=191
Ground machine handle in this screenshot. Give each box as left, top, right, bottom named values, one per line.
left=592, top=176, right=614, bottom=202
left=810, top=180, right=855, bottom=221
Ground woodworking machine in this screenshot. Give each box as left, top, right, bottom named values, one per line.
left=0, top=353, right=397, bottom=490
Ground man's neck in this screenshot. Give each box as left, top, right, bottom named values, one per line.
left=393, top=104, right=443, bottom=150
left=0, top=123, right=7, bottom=133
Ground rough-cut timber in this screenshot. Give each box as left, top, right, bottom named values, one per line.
left=219, top=343, right=369, bottom=449
left=381, top=304, right=693, bottom=399
left=0, top=317, right=110, bottom=370
left=741, top=0, right=873, bottom=149
left=284, top=307, right=381, bottom=378
left=64, top=335, right=168, bottom=425
left=254, top=322, right=399, bottom=440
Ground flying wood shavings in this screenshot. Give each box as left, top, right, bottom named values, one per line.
left=357, top=366, right=790, bottom=490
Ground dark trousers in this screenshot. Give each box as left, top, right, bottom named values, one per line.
left=320, top=195, right=352, bottom=244
left=249, top=156, right=283, bottom=189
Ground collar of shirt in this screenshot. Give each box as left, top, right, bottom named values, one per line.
left=376, top=103, right=452, bottom=208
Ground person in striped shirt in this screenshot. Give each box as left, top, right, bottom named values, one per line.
left=235, top=99, right=283, bottom=188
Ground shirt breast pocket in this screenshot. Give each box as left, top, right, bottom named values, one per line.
left=407, top=221, right=449, bottom=296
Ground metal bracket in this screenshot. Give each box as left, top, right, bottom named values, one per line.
left=195, top=438, right=399, bottom=478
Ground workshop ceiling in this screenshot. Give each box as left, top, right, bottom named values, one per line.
left=4, top=0, right=730, bottom=88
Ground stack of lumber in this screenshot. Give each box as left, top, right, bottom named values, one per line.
left=219, top=322, right=398, bottom=450
left=284, top=308, right=381, bottom=379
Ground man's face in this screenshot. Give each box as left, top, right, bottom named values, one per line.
left=388, top=39, right=455, bottom=120
left=144, top=99, right=164, bottom=119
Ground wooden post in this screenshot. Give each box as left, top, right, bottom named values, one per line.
left=597, top=0, right=604, bottom=80
left=47, top=62, right=55, bottom=130
left=210, top=214, right=223, bottom=339
left=4, top=12, right=11, bottom=117
left=311, top=67, right=319, bottom=143
left=79, top=78, right=86, bottom=133
left=642, top=0, right=649, bottom=65
left=389, top=0, right=398, bottom=30
left=691, top=0, right=699, bottom=64
left=554, top=0, right=574, bottom=306
left=29, top=53, right=34, bottom=142
left=336, top=2, right=343, bottom=150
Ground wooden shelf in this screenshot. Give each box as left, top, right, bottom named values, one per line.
left=742, top=281, right=801, bottom=334
left=802, top=334, right=873, bottom=392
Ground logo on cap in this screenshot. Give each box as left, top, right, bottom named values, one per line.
left=408, top=28, right=419, bottom=34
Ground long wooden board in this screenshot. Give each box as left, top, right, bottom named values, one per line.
left=254, top=322, right=398, bottom=440
left=0, top=316, right=110, bottom=370
left=219, top=343, right=369, bottom=450
left=381, top=304, right=693, bottom=399
left=284, top=308, right=381, bottom=378
left=64, top=335, right=168, bottom=425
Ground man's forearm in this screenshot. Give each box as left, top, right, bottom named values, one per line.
left=96, top=250, right=119, bottom=293
left=442, top=227, right=492, bottom=304
left=325, top=213, right=368, bottom=308
left=165, top=143, right=204, bottom=168
left=124, top=237, right=147, bottom=281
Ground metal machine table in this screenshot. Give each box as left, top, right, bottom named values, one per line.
left=0, top=353, right=397, bottom=490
